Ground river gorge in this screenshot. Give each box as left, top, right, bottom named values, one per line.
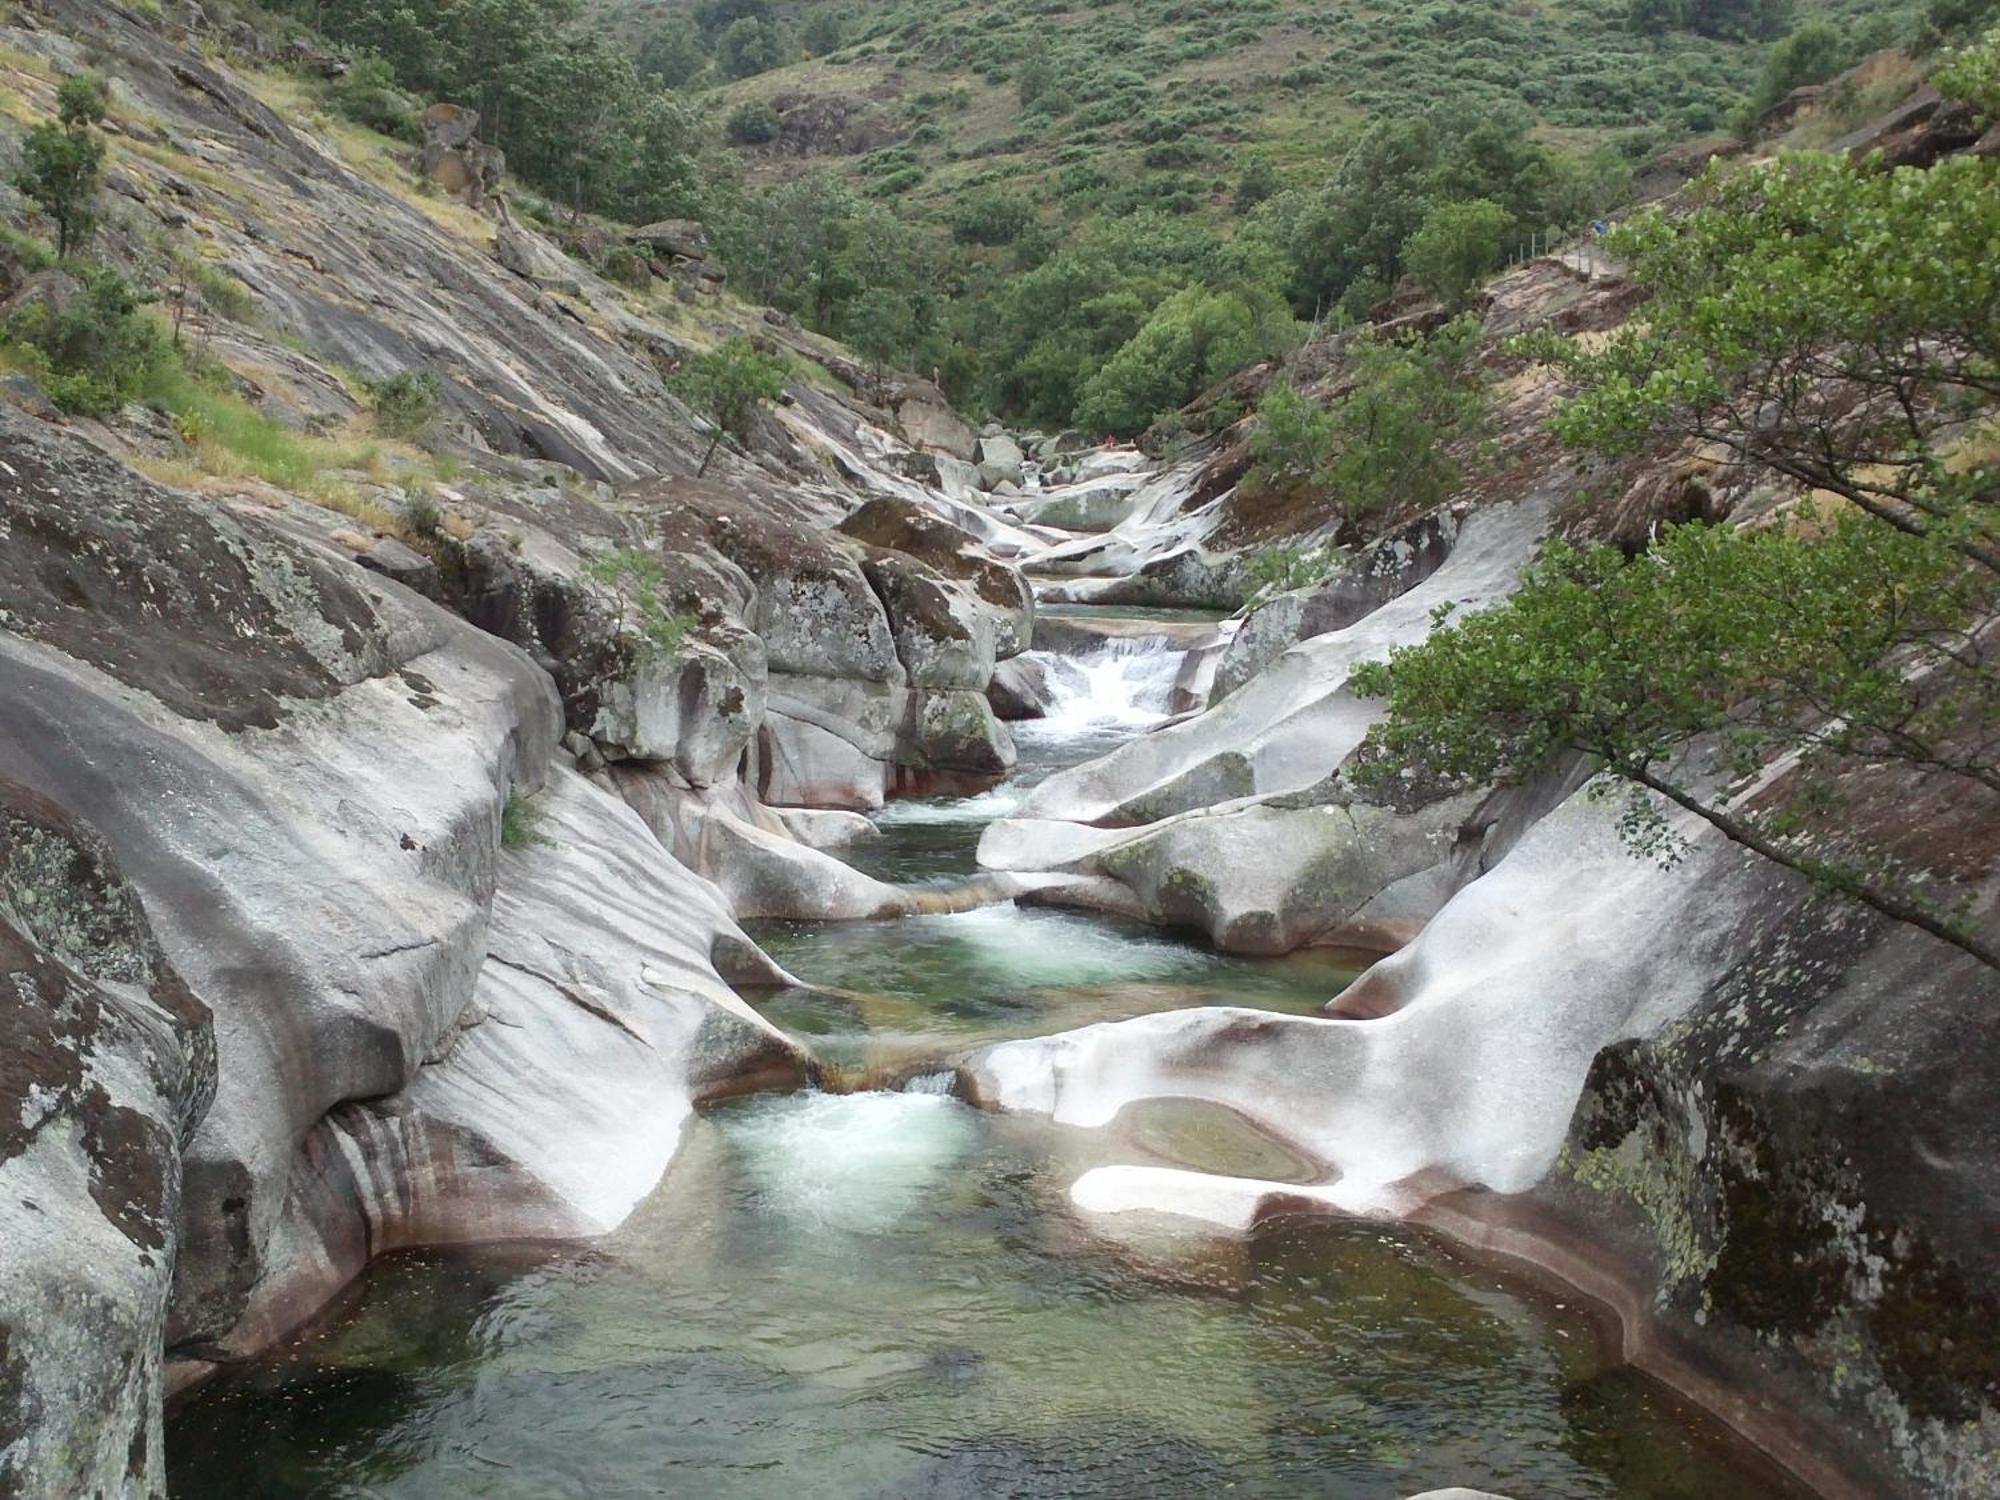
left=164, top=626, right=1809, bottom=1500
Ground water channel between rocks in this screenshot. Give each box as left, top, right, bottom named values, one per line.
left=166, top=616, right=1812, bottom=1500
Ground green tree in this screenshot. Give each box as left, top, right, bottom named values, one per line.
left=800, top=6, right=846, bottom=57
left=1746, top=21, right=1854, bottom=118
left=1523, top=154, right=2000, bottom=573
left=1355, top=152, right=2000, bottom=967
left=1935, top=22, right=2000, bottom=116
left=1352, top=518, right=1998, bottom=968
left=17, top=75, right=109, bottom=259
left=1245, top=317, right=1487, bottom=518
left=673, top=337, right=789, bottom=475
left=639, top=19, right=708, bottom=87
left=717, top=172, right=860, bottom=317
left=1403, top=198, right=1514, bottom=310
left=718, top=15, right=782, bottom=78
left=1075, top=286, right=1297, bottom=436
left=1336, top=315, right=1487, bottom=517
left=1244, top=379, right=1335, bottom=491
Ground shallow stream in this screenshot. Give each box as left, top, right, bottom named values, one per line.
left=166, top=620, right=1809, bottom=1500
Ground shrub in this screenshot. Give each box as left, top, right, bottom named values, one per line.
left=501, top=792, right=551, bottom=850
left=726, top=101, right=780, bottom=145
left=330, top=53, right=418, bottom=141
left=402, top=492, right=444, bottom=540
left=1745, top=21, right=1854, bottom=119
left=950, top=190, right=1037, bottom=245
left=369, top=369, right=443, bottom=439
left=583, top=546, right=697, bottom=660
left=4, top=267, right=166, bottom=416
left=1247, top=540, right=1346, bottom=599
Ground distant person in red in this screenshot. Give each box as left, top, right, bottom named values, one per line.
left=1102, top=435, right=1116, bottom=449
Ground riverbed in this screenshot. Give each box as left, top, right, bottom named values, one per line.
left=166, top=621, right=1809, bottom=1500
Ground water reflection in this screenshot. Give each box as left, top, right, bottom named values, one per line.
left=169, top=1094, right=1806, bottom=1500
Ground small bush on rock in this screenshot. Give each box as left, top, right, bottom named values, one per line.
left=5, top=267, right=166, bottom=416
left=369, top=370, right=443, bottom=439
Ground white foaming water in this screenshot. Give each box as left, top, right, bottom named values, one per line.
left=874, top=785, right=1024, bottom=826
left=922, top=903, right=1200, bottom=988
left=1026, top=639, right=1186, bottom=740
left=725, top=1091, right=976, bottom=1235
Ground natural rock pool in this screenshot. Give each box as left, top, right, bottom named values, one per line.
left=165, top=624, right=1811, bottom=1499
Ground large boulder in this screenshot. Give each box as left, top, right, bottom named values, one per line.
left=972, top=754, right=1999, bottom=1499
left=840, top=495, right=1035, bottom=668
left=419, top=103, right=502, bottom=207
left=1003, top=473, right=1146, bottom=533
left=0, top=410, right=806, bottom=1448
left=988, top=654, right=1054, bottom=721
left=897, top=383, right=977, bottom=461
left=1214, top=506, right=1464, bottom=702
left=0, top=782, right=214, bottom=1500
left=629, top=218, right=711, bottom=263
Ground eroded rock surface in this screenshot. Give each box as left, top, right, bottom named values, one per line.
left=0, top=411, right=807, bottom=1458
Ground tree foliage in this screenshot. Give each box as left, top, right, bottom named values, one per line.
left=1521, top=152, right=2000, bottom=573
left=16, top=75, right=108, bottom=259
left=1403, top=197, right=1515, bottom=310
left=1074, top=286, right=1298, bottom=436
left=1935, top=21, right=2000, bottom=116
left=1358, top=151, right=2000, bottom=966
left=4, top=267, right=166, bottom=416
left=1745, top=21, right=1855, bottom=118
left=265, top=0, right=704, bottom=222
left=1247, top=315, right=1488, bottom=522
left=673, top=336, right=789, bottom=474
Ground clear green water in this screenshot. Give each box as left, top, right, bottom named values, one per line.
left=164, top=620, right=1812, bottom=1500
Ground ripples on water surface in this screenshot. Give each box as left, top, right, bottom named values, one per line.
left=169, top=1088, right=1807, bottom=1499
left=166, top=620, right=1810, bottom=1500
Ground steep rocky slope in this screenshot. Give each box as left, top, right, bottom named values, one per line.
left=0, top=5, right=1054, bottom=1494
left=957, top=216, right=2000, bottom=1500
left=0, top=5, right=1994, bottom=1500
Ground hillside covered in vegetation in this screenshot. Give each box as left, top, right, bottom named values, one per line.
left=247, top=0, right=1990, bottom=432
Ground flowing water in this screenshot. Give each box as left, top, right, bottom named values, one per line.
left=166, top=620, right=1811, bottom=1500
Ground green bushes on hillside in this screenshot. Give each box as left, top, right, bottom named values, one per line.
left=1075, top=286, right=1298, bottom=436
left=1245, top=316, right=1487, bottom=523
left=260, top=0, right=707, bottom=222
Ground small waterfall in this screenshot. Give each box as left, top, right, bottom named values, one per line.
left=900, top=1069, right=959, bottom=1096
left=1027, top=637, right=1186, bottom=738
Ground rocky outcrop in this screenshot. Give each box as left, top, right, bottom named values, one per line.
left=744, top=91, right=903, bottom=158
left=896, top=381, right=978, bottom=461
left=972, top=747, right=1999, bottom=1497
left=0, top=409, right=808, bottom=1472
left=1213, top=505, right=1464, bottom=702
left=0, top=782, right=214, bottom=1499
left=419, top=102, right=504, bottom=208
